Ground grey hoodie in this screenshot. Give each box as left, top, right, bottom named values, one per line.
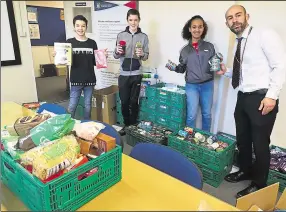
left=175, top=39, right=216, bottom=83
left=113, top=26, right=149, bottom=76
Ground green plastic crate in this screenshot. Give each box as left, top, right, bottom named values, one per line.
left=197, top=163, right=233, bottom=188
left=157, top=88, right=186, bottom=107
left=116, top=111, right=124, bottom=126
left=145, top=83, right=165, bottom=98
left=75, top=105, right=84, bottom=120
left=168, top=128, right=236, bottom=172
left=145, top=111, right=157, bottom=122
left=155, top=116, right=185, bottom=131
left=156, top=104, right=186, bottom=117
left=0, top=146, right=122, bottom=211
left=267, top=145, right=286, bottom=193
left=125, top=127, right=167, bottom=147
left=116, top=92, right=120, bottom=102
left=116, top=101, right=122, bottom=111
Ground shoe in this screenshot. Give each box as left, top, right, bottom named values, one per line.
left=118, top=126, right=127, bottom=136
left=224, top=171, right=251, bottom=183
left=236, top=183, right=262, bottom=198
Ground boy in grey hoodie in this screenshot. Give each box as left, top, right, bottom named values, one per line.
left=113, top=9, right=149, bottom=135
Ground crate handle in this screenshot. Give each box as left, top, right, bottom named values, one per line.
left=77, top=167, right=99, bottom=181
left=4, top=162, right=15, bottom=174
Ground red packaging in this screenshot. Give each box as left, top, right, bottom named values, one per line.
left=94, top=49, right=107, bottom=69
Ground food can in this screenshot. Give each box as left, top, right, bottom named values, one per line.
left=178, top=130, right=188, bottom=138
left=216, top=147, right=224, bottom=152
left=221, top=142, right=229, bottom=148
left=211, top=142, right=220, bottom=150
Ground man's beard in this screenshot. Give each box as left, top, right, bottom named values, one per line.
left=230, top=21, right=247, bottom=35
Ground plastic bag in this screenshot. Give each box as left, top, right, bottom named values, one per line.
left=95, top=49, right=107, bottom=69
left=73, top=122, right=105, bottom=141
left=6, top=114, right=51, bottom=137
left=1, top=136, right=25, bottom=160
left=21, top=135, right=80, bottom=180
left=15, top=114, right=75, bottom=151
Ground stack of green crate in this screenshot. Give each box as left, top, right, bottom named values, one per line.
left=75, top=94, right=84, bottom=120
left=116, top=92, right=124, bottom=126
left=267, top=145, right=286, bottom=192
left=145, top=83, right=186, bottom=131
left=168, top=128, right=236, bottom=188
left=115, top=92, right=149, bottom=126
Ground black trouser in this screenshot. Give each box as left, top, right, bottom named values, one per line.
left=118, top=75, right=142, bottom=126
left=234, top=90, right=278, bottom=187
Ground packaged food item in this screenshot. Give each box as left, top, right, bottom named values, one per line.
left=16, top=134, right=37, bottom=151
left=76, top=137, right=104, bottom=156
left=165, top=59, right=177, bottom=71
left=54, top=42, right=72, bottom=66
left=65, top=155, right=89, bottom=172
left=6, top=114, right=51, bottom=137
left=21, top=135, right=80, bottom=180
left=95, top=49, right=107, bottom=69
left=22, top=102, right=41, bottom=111
left=1, top=136, right=25, bottom=160
left=119, top=40, right=126, bottom=55
left=29, top=114, right=75, bottom=146
left=94, top=133, right=116, bottom=153
left=73, top=122, right=105, bottom=141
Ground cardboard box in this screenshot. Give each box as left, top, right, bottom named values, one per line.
left=56, top=65, right=67, bottom=76
left=94, top=132, right=116, bottom=152
left=236, top=183, right=286, bottom=211
left=91, top=85, right=118, bottom=125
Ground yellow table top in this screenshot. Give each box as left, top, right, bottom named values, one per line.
left=1, top=101, right=36, bottom=128
left=0, top=102, right=239, bottom=211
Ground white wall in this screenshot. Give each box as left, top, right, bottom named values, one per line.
left=1, top=1, right=38, bottom=104
left=63, top=1, right=94, bottom=40
left=220, top=1, right=286, bottom=148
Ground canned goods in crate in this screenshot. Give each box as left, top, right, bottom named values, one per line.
left=178, top=130, right=188, bottom=138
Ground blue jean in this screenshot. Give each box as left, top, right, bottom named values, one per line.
left=185, top=80, right=214, bottom=131
left=68, top=86, right=93, bottom=120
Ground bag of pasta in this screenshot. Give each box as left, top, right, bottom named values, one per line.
left=20, top=135, right=80, bottom=180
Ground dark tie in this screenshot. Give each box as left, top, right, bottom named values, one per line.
left=232, top=38, right=243, bottom=89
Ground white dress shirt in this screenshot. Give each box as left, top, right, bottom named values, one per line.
left=224, top=25, right=286, bottom=100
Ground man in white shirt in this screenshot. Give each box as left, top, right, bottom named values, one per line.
left=218, top=5, right=286, bottom=198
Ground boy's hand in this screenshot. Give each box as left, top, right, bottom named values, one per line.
left=116, top=44, right=123, bottom=54
left=135, top=48, right=144, bottom=58
left=104, top=48, right=108, bottom=58
left=52, top=51, right=56, bottom=57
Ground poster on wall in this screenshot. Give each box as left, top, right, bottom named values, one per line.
left=60, top=9, right=65, bottom=20
left=29, top=24, right=40, bottom=39
left=27, top=7, right=38, bottom=23
left=92, top=0, right=137, bottom=89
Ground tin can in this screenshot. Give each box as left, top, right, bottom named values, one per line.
left=216, top=147, right=224, bottom=152
left=206, top=137, right=214, bottom=145
left=194, top=132, right=204, bottom=142
left=178, top=130, right=188, bottom=138
left=211, top=142, right=220, bottom=150
left=221, top=142, right=229, bottom=148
